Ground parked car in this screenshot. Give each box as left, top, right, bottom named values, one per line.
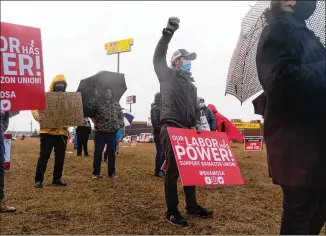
left=123, top=136, right=131, bottom=143
left=139, top=133, right=153, bottom=143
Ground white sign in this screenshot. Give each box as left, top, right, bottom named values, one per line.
left=4, top=137, right=12, bottom=162
left=200, top=110, right=211, bottom=131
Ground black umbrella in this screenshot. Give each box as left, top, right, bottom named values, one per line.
left=225, top=0, right=325, bottom=104
left=77, top=71, right=127, bottom=117
left=252, top=92, right=266, bottom=116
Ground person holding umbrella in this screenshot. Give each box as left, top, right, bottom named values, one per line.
left=153, top=17, right=213, bottom=226
left=256, top=0, right=326, bottom=234
left=77, top=71, right=126, bottom=179
left=87, top=88, right=124, bottom=179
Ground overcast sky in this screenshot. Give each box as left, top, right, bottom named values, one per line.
left=1, top=0, right=262, bottom=132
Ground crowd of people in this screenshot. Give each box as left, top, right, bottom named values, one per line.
left=1, top=0, right=326, bottom=234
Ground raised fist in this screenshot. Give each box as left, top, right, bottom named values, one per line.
left=166, top=17, right=180, bottom=33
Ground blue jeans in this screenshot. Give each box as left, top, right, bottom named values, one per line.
left=154, top=135, right=164, bottom=175
left=0, top=135, right=5, bottom=200
left=93, top=131, right=116, bottom=176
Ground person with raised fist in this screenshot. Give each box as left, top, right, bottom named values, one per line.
left=153, top=16, right=213, bottom=226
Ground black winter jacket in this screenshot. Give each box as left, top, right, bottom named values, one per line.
left=150, top=93, right=161, bottom=135
left=256, top=11, right=326, bottom=188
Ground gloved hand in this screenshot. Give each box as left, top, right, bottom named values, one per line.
left=166, top=17, right=180, bottom=33
left=195, top=124, right=202, bottom=134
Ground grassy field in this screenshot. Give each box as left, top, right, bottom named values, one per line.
left=1, top=138, right=285, bottom=235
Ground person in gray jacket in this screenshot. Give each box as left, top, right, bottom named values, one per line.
left=0, top=111, right=18, bottom=213
left=153, top=16, right=213, bottom=226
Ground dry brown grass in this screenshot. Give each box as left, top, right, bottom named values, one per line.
left=1, top=138, right=284, bottom=235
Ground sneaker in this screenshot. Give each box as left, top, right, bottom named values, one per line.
left=77, top=155, right=82, bottom=158
left=84, top=154, right=90, bottom=157
left=0, top=200, right=17, bottom=213
left=92, top=175, right=102, bottom=179
left=52, top=179, right=67, bottom=186
left=108, top=174, right=118, bottom=179
left=166, top=212, right=188, bottom=226
left=155, top=172, right=165, bottom=178
left=187, top=205, right=213, bottom=218
left=35, top=181, right=43, bottom=188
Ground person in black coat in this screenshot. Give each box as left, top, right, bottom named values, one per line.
left=150, top=92, right=164, bottom=177
left=256, top=0, right=326, bottom=234
left=76, top=118, right=91, bottom=157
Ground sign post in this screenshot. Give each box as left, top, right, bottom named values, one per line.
left=126, top=95, right=136, bottom=113
left=104, top=38, right=133, bottom=73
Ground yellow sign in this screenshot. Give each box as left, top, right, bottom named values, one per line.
left=104, top=38, right=133, bottom=55
left=232, top=122, right=260, bottom=129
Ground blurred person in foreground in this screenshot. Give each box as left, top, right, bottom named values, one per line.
left=0, top=111, right=18, bottom=213
left=197, top=97, right=216, bottom=131
left=87, top=88, right=124, bottom=179
left=153, top=16, right=213, bottom=226
left=257, top=0, right=326, bottom=234
left=76, top=118, right=91, bottom=157
left=32, top=74, right=69, bottom=188
left=150, top=92, right=165, bottom=177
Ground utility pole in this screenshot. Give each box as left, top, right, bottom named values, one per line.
left=30, top=120, right=33, bottom=135
left=117, top=53, right=120, bottom=73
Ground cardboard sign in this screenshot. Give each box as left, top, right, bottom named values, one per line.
left=4, top=134, right=12, bottom=170
left=244, top=136, right=263, bottom=151
left=167, top=127, right=244, bottom=186
left=38, top=92, right=84, bottom=129
left=0, top=22, right=46, bottom=112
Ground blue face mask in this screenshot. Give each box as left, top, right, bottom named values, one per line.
left=181, top=60, right=191, bottom=72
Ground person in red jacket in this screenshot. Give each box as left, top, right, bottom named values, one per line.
left=207, top=104, right=243, bottom=142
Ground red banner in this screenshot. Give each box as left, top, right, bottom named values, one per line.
left=0, top=22, right=45, bottom=111
left=244, top=136, right=263, bottom=151
left=167, top=127, right=244, bottom=186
